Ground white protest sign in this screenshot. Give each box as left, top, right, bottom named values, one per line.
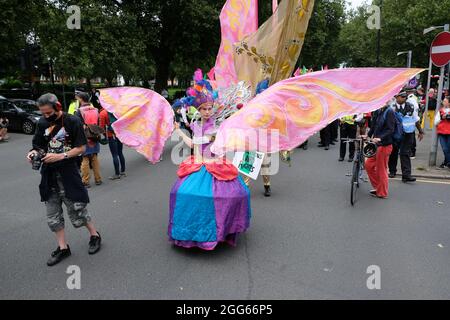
left=232, top=151, right=265, bottom=180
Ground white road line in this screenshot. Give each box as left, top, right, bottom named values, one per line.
left=391, top=178, right=450, bottom=185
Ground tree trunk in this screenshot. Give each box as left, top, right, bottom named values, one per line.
left=106, top=77, right=114, bottom=87
left=155, top=61, right=169, bottom=94
left=87, top=78, right=92, bottom=92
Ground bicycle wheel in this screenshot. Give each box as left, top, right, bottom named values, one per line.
left=356, top=152, right=364, bottom=188
left=350, top=159, right=360, bottom=206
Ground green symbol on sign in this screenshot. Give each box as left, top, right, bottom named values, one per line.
left=239, top=151, right=256, bottom=174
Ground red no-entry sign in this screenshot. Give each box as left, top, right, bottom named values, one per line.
left=431, top=31, right=450, bottom=67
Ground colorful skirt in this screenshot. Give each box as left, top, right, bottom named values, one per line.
left=168, top=156, right=251, bottom=250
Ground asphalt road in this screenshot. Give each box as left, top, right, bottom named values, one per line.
left=1, top=132, right=450, bottom=299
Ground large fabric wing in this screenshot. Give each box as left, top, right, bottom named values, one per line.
left=210, top=68, right=425, bottom=155
left=214, top=0, right=258, bottom=89
left=233, top=0, right=315, bottom=93
left=98, top=87, right=174, bottom=164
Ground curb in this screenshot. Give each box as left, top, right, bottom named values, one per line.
left=411, top=170, right=450, bottom=180
left=413, top=174, right=450, bottom=180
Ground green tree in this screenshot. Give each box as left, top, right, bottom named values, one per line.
left=35, top=0, right=150, bottom=86
left=338, top=0, right=450, bottom=68
left=337, top=5, right=378, bottom=67
left=298, top=0, right=346, bottom=69
left=0, top=0, right=44, bottom=77
left=119, top=0, right=222, bottom=92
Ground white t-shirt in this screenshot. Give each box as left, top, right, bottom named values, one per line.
left=407, top=94, right=420, bottom=115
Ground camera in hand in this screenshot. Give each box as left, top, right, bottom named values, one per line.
left=31, top=149, right=46, bottom=170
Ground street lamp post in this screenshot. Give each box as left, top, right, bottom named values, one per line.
left=376, top=0, right=383, bottom=67
left=397, top=50, right=412, bottom=68
left=47, top=57, right=55, bottom=89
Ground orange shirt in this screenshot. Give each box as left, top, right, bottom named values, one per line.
left=99, top=109, right=114, bottom=138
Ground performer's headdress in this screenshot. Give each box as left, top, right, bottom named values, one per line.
left=193, top=92, right=214, bottom=110
left=173, top=68, right=252, bottom=127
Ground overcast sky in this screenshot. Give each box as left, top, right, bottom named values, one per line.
left=347, top=0, right=369, bottom=9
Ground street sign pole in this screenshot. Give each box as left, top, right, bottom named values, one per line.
left=446, top=25, right=450, bottom=91
left=429, top=66, right=445, bottom=166
left=407, top=50, right=412, bottom=68
left=447, top=62, right=450, bottom=90
left=429, top=24, right=450, bottom=166
left=424, top=56, right=433, bottom=130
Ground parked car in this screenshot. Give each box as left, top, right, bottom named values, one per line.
left=0, top=98, right=41, bottom=134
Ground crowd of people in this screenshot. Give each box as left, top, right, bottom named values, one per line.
left=67, top=90, right=127, bottom=187
left=303, top=82, right=450, bottom=202
left=19, top=78, right=450, bottom=266
left=330, top=86, right=450, bottom=199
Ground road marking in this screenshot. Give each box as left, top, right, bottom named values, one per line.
left=391, top=178, right=450, bottom=185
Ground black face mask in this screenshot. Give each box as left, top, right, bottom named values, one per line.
left=46, top=113, right=58, bottom=123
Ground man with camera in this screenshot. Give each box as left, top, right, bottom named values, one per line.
left=27, top=93, right=102, bottom=267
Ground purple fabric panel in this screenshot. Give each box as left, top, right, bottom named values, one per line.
left=192, top=118, right=217, bottom=157
left=168, top=176, right=188, bottom=237
left=169, top=233, right=239, bottom=250
left=213, top=178, right=250, bottom=241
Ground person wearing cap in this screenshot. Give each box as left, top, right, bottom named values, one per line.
left=388, top=91, right=424, bottom=182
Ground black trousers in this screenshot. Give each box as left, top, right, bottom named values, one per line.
left=320, top=124, right=331, bottom=147
left=339, top=123, right=357, bottom=159
left=330, top=120, right=339, bottom=141
left=411, top=134, right=416, bottom=156
left=299, top=139, right=308, bottom=148
left=388, top=133, right=414, bottom=177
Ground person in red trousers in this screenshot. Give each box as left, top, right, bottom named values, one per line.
left=364, top=103, right=396, bottom=199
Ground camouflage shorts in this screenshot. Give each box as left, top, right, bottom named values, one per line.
left=45, top=176, right=91, bottom=232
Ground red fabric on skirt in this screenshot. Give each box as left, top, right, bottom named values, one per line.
left=177, top=156, right=238, bottom=181
left=365, top=145, right=393, bottom=198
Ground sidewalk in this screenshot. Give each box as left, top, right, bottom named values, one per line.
left=410, top=129, right=450, bottom=180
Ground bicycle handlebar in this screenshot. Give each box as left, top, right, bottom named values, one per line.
left=340, top=137, right=373, bottom=144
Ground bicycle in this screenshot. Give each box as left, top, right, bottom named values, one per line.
left=341, top=136, right=371, bottom=206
